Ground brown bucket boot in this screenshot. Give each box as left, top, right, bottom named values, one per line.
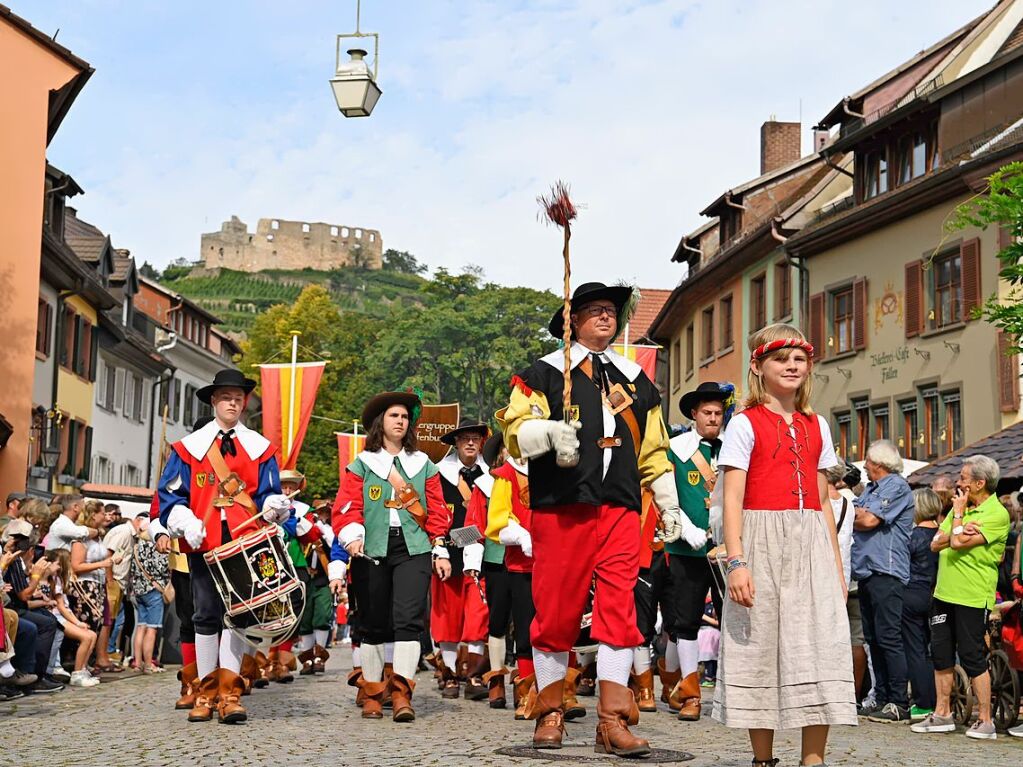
left=456, top=645, right=470, bottom=681
left=216, top=669, right=248, bottom=724
left=483, top=667, right=508, bottom=709
left=253, top=652, right=271, bottom=688
left=282, top=650, right=298, bottom=671
left=390, top=674, right=416, bottom=723
left=382, top=663, right=394, bottom=710
left=630, top=669, right=658, bottom=713
left=312, top=644, right=329, bottom=673
left=268, top=649, right=294, bottom=684
left=657, top=658, right=682, bottom=711
left=464, top=652, right=489, bottom=701
left=595, top=681, right=651, bottom=757
left=563, top=666, right=586, bottom=720
left=526, top=679, right=566, bottom=749
left=513, top=673, right=535, bottom=720
left=359, top=679, right=388, bottom=720
left=176, top=662, right=199, bottom=710
left=239, top=655, right=259, bottom=696
left=187, top=671, right=219, bottom=723
left=298, top=648, right=316, bottom=676
left=440, top=664, right=461, bottom=699
left=577, top=660, right=597, bottom=697
left=347, top=668, right=365, bottom=707
left=675, top=672, right=702, bottom=721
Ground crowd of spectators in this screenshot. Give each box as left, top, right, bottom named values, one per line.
left=0, top=492, right=169, bottom=700
left=835, top=440, right=1017, bottom=741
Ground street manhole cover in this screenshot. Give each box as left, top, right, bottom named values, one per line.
left=496, top=743, right=694, bottom=762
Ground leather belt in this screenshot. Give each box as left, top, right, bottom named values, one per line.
left=383, top=499, right=404, bottom=509
left=597, top=437, right=623, bottom=449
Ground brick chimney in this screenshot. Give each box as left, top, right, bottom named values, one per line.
left=760, top=120, right=801, bottom=174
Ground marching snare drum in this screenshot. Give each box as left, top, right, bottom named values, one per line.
left=204, top=525, right=305, bottom=641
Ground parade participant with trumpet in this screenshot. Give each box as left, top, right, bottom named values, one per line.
left=332, top=391, right=451, bottom=723
left=498, top=281, right=706, bottom=757
left=157, top=369, right=291, bottom=724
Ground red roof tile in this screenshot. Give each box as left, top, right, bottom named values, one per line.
left=626, top=289, right=671, bottom=345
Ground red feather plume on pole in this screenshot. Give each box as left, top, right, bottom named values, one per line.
left=537, top=180, right=580, bottom=467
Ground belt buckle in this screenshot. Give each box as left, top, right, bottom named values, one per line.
left=383, top=499, right=403, bottom=509
left=597, top=437, right=622, bottom=449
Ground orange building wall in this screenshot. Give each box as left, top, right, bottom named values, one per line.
left=0, top=21, right=83, bottom=499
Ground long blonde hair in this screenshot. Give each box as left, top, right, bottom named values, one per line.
left=80, top=499, right=106, bottom=529
left=743, top=323, right=815, bottom=415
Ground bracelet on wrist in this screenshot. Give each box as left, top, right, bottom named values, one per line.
left=724, top=559, right=748, bottom=576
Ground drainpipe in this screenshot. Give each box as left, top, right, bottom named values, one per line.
left=822, top=152, right=854, bottom=178
left=145, top=332, right=179, bottom=487
left=771, top=219, right=810, bottom=324
left=724, top=191, right=746, bottom=210
left=841, top=98, right=865, bottom=119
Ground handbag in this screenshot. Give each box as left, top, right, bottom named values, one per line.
left=132, top=543, right=175, bottom=605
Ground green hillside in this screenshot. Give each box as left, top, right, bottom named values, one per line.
left=162, top=265, right=428, bottom=333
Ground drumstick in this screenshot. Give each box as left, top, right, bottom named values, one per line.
left=227, top=488, right=298, bottom=535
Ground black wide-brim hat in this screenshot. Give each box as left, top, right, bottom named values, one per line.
left=482, top=431, right=505, bottom=466
left=679, top=382, right=729, bottom=418
left=196, top=368, right=257, bottom=405
left=361, top=391, right=421, bottom=428
left=548, top=282, right=633, bottom=339
left=440, top=419, right=491, bottom=446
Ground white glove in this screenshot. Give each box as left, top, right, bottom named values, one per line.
left=167, top=506, right=206, bottom=549
left=498, top=519, right=533, bottom=558
left=462, top=542, right=484, bottom=572
left=339, top=522, right=365, bottom=548
left=650, top=472, right=707, bottom=549
left=516, top=419, right=581, bottom=459
left=327, top=559, right=347, bottom=582
left=432, top=544, right=450, bottom=559
left=261, top=493, right=292, bottom=524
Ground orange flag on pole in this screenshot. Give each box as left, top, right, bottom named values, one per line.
left=611, top=342, right=658, bottom=381
left=336, top=431, right=367, bottom=480
left=259, top=361, right=327, bottom=470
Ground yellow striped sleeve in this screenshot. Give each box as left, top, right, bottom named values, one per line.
left=496, top=384, right=550, bottom=460
left=638, top=405, right=672, bottom=487
left=484, top=476, right=519, bottom=542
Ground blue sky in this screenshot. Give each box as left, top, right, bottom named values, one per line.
left=22, top=0, right=993, bottom=292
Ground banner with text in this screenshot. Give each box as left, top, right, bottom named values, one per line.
left=416, top=403, right=461, bottom=463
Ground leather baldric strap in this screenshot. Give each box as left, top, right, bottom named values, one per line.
left=204, top=443, right=258, bottom=528
left=689, top=449, right=716, bottom=486
left=578, top=356, right=643, bottom=458
left=456, top=476, right=473, bottom=503
left=387, top=465, right=429, bottom=533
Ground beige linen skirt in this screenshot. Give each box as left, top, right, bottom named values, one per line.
left=712, top=508, right=857, bottom=729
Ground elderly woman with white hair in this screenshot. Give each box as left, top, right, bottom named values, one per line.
left=851, top=439, right=915, bottom=722
left=912, top=454, right=1010, bottom=741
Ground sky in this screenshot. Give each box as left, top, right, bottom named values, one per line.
left=23, top=0, right=994, bottom=293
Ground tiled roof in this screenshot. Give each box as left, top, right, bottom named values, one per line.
left=908, top=420, right=1023, bottom=488
left=999, top=17, right=1023, bottom=57
left=65, top=234, right=105, bottom=264
left=63, top=208, right=103, bottom=238
left=626, top=289, right=671, bottom=345
left=111, top=252, right=133, bottom=282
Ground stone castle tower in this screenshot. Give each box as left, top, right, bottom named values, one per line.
left=200, top=216, right=383, bottom=272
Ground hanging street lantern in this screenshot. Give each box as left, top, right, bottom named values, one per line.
left=330, top=1, right=381, bottom=118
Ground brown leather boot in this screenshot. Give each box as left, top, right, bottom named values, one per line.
left=216, top=669, right=248, bottom=724
left=188, top=671, right=218, bottom=723
left=526, top=679, right=566, bottom=749
left=253, top=652, right=271, bottom=688
left=312, top=644, right=329, bottom=673
left=464, top=652, right=489, bottom=701
left=456, top=645, right=469, bottom=681
left=268, top=649, right=294, bottom=684
left=359, top=679, right=388, bottom=719
left=347, top=668, right=365, bottom=707
left=563, top=666, right=586, bottom=720
left=484, top=667, right=508, bottom=709
left=390, top=674, right=416, bottom=722
left=675, top=672, right=702, bottom=721
left=298, top=648, right=316, bottom=676
left=382, top=663, right=394, bottom=710
left=657, top=658, right=682, bottom=710
left=176, top=662, right=199, bottom=710
left=282, top=650, right=298, bottom=671
left=594, top=681, right=651, bottom=757
left=513, top=673, right=535, bottom=720
left=239, top=655, right=258, bottom=696
left=630, top=669, right=657, bottom=713
left=440, top=665, right=460, bottom=699
left=577, top=660, right=597, bottom=696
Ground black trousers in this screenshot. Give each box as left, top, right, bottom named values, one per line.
left=665, top=553, right=721, bottom=641
left=12, top=614, right=38, bottom=674
left=484, top=562, right=535, bottom=660
left=16, top=608, right=58, bottom=676
left=351, top=528, right=431, bottom=645
left=188, top=521, right=235, bottom=636
left=859, top=572, right=908, bottom=708
left=902, top=585, right=936, bottom=709
left=634, top=550, right=673, bottom=644
left=172, top=569, right=194, bottom=644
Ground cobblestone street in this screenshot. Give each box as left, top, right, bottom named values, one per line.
left=3, top=649, right=1021, bottom=767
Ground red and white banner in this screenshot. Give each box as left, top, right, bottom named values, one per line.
left=336, top=431, right=367, bottom=477
left=259, top=361, right=327, bottom=470
left=611, top=343, right=658, bottom=381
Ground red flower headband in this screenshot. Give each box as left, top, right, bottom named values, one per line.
left=752, top=338, right=814, bottom=360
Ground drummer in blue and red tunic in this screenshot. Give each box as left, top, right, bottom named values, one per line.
left=157, top=368, right=290, bottom=725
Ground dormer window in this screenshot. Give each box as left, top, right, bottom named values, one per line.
left=863, top=150, right=888, bottom=199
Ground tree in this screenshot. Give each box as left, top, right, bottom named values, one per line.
left=947, top=161, right=1023, bottom=351
left=139, top=261, right=159, bottom=280
left=161, top=264, right=193, bottom=282
left=382, top=248, right=427, bottom=275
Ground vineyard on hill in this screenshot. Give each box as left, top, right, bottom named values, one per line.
left=161, top=265, right=428, bottom=333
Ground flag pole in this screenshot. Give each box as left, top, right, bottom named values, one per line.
left=286, top=330, right=300, bottom=465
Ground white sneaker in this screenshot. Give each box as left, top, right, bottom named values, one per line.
left=69, top=670, right=100, bottom=688
left=910, top=713, right=956, bottom=733
left=966, top=720, right=997, bottom=740
left=51, top=667, right=71, bottom=683
left=1008, top=723, right=1023, bottom=738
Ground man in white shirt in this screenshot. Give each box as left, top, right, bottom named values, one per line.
left=47, top=495, right=98, bottom=551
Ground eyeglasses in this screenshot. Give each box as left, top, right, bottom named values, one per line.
left=456, top=435, right=482, bottom=444
left=577, top=305, right=616, bottom=319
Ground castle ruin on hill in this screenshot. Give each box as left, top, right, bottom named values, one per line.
left=200, top=216, right=383, bottom=272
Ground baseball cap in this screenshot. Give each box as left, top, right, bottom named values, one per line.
left=5, top=492, right=27, bottom=506
left=1, top=518, right=34, bottom=541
